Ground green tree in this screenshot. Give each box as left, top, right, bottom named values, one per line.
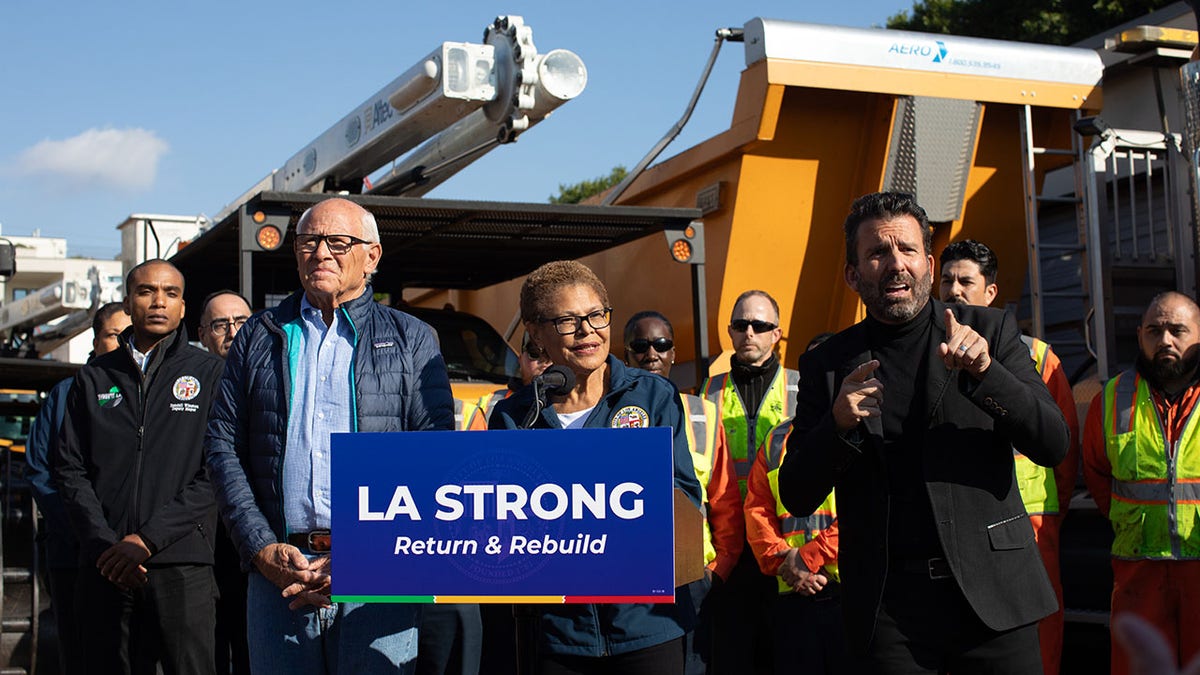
left=548, top=166, right=628, bottom=205
left=886, top=0, right=1174, bottom=45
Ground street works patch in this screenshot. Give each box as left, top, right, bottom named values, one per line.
left=96, top=386, right=123, bottom=408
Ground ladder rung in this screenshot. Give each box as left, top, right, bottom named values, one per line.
left=2, top=568, right=32, bottom=584
left=1033, top=147, right=1076, bottom=156
left=1035, top=195, right=1081, bottom=204
left=0, top=669, right=27, bottom=675
left=1041, top=291, right=1088, bottom=299
left=1038, top=243, right=1085, bottom=253
left=1, top=618, right=31, bottom=633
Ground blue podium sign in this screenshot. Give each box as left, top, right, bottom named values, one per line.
left=329, top=427, right=676, bottom=604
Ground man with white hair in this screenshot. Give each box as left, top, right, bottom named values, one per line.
left=205, top=197, right=455, bottom=672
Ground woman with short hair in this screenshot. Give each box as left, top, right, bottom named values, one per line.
left=489, top=260, right=702, bottom=674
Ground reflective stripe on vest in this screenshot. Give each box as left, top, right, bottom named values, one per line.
left=1102, top=370, right=1200, bottom=560
left=1013, top=335, right=1059, bottom=515
left=763, top=423, right=838, bottom=592
left=480, top=390, right=508, bottom=426
left=680, top=393, right=718, bottom=567
left=703, top=368, right=799, bottom=498
left=454, top=398, right=482, bottom=432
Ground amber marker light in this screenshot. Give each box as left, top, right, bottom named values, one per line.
left=671, top=239, right=693, bottom=263
left=256, top=225, right=283, bottom=250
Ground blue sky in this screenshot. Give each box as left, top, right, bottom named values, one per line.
left=0, top=1, right=911, bottom=259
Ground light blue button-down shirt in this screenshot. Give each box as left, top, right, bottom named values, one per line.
left=283, top=295, right=356, bottom=532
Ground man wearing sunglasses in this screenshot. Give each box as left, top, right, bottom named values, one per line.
left=205, top=197, right=454, bottom=674
left=701, top=289, right=799, bottom=675
left=624, top=311, right=743, bottom=675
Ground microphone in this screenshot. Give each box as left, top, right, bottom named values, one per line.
left=535, top=365, right=576, bottom=397
left=521, top=365, right=576, bottom=429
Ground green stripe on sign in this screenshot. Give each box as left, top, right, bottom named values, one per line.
left=330, top=595, right=434, bottom=603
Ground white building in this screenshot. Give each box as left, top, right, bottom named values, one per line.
left=0, top=213, right=207, bottom=364
left=0, top=234, right=123, bottom=363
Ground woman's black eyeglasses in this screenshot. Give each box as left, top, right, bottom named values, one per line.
left=541, top=308, right=613, bottom=335
left=628, top=337, right=674, bottom=354
left=730, top=319, right=777, bottom=333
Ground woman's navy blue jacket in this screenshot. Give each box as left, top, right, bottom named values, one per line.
left=489, top=355, right=702, bottom=657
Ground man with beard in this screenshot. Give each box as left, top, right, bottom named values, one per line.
left=778, top=191, right=1069, bottom=673
left=1082, top=291, right=1200, bottom=675
left=939, top=240, right=1080, bottom=675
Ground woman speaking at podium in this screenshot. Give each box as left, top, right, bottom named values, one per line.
left=489, top=260, right=702, bottom=674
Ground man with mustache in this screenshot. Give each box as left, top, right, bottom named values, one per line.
left=778, top=191, right=1069, bottom=673
left=939, top=239, right=1080, bottom=675
left=1082, top=291, right=1200, bottom=675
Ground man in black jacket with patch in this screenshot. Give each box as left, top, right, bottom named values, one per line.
left=779, top=192, right=1069, bottom=674
left=53, top=259, right=224, bottom=674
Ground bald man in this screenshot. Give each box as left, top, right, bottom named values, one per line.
left=199, top=290, right=251, bottom=359
left=54, top=260, right=224, bottom=673
left=205, top=198, right=454, bottom=673
left=1083, top=291, right=1200, bottom=675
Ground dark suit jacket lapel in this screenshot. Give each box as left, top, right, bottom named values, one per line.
left=924, top=299, right=953, bottom=424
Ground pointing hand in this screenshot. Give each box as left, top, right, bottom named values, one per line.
left=938, top=309, right=991, bottom=379
left=833, top=360, right=883, bottom=432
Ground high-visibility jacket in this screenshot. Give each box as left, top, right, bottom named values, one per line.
left=745, top=422, right=839, bottom=594
left=1097, top=370, right=1200, bottom=560
left=454, top=397, right=486, bottom=431
left=702, top=366, right=798, bottom=497
left=679, top=393, right=744, bottom=580
left=478, top=389, right=509, bottom=426
left=1014, top=336, right=1079, bottom=516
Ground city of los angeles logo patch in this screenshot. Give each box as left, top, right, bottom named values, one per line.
left=173, top=376, right=200, bottom=401
left=610, top=405, right=649, bottom=429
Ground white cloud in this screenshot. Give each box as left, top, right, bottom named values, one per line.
left=15, top=127, right=169, bottom=191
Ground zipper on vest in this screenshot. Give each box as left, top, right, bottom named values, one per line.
left=131, top=378, right=148, bottom=534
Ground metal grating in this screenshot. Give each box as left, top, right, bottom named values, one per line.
left=884, top=96, right=982, bottom=223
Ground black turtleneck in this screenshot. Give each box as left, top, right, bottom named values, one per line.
left=864, top=300, right=944, bottom=561
left=730, top=352, right=780, bottom=419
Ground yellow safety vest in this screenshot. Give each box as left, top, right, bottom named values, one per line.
left=453, top=398, right=482, bottom=432
left=680, top=393, right=719, bottom=567
left=1014, top=335, right=1060, bottom=515
left=763, top=423, right=838, bottom=593
left=477, top=389, right=509, bottom=428
left=1102, top=370, right=1200, bottom=560
left=703, top=367, right=798, bottom=498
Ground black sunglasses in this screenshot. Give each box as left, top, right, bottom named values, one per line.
left=628, top=337, right=674, bottom=354
left=730, top=319, right=778, bottom=333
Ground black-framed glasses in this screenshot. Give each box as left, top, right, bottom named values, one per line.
left=294, top=233, right=373, bottom=255
left=628, top=337, right=674, bottom=354
left=206, top=317, right=248, bottom=335
left=730, top=319, right=777, bottom=333
left=541, top=308, right=613, bottom=335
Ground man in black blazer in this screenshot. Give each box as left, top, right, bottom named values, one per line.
left=778, top=192, right=1069, bottom=673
